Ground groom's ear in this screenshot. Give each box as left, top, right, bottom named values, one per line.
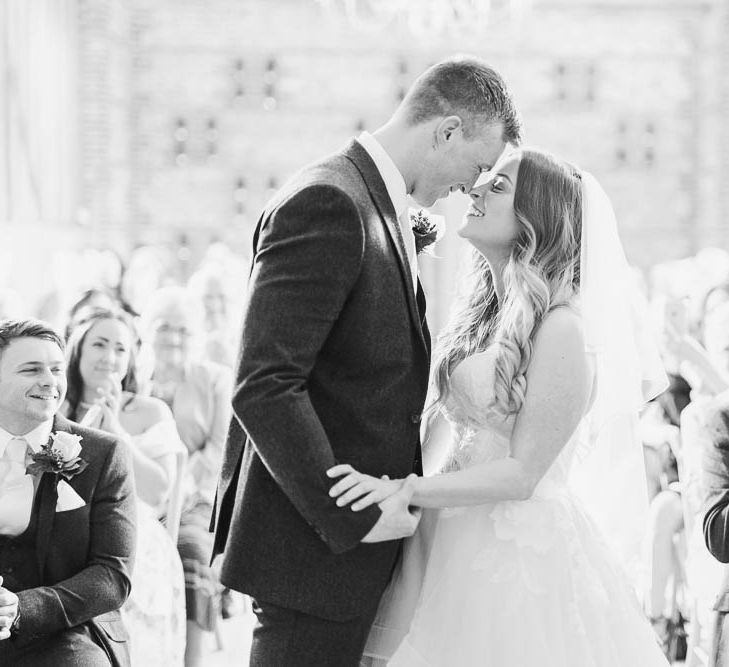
left=434, top=115, right=464, bottom=147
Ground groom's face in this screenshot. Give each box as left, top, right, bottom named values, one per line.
left=0, top=337, right=67, bottom=434
left=412, top=120, right=506, bottom=208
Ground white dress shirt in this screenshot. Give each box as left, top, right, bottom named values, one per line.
left=0, top=420, right=53, bottom=536
left=357, top=132, right=419, bottom=292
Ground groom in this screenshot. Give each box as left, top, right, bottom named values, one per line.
left=211, top=56, right=521, bottom=665
left=0, top=319, right=136, bottom=666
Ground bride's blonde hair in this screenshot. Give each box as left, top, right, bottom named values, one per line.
left=430, top=149, right=583, bottom=417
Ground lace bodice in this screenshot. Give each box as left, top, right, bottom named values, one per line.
left=440, top=348, right=583, bottom=493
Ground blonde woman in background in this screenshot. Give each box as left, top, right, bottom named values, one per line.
left=142, top=286, right=233, bottom=667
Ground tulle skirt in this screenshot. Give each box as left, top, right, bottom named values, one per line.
left=363, top=487, right=668, bottom=666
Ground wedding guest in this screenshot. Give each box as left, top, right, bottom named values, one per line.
left=64, top=289, right=119, bottom=339
left=120, top=245, right=172, bottom=316
left=62, top=307, right=186, bottom=666
left=696, top=289, right=729, bottom=665
left=141, top=286, right=232, bottom=667
left=643, top=424, right=684, bottom=649
left=0, top=318, right=136, bottom=666
left=700, top=282, right=729, bottom=383
left=650, top=288, right=729, bottom=659
left=702, top=387, right=729, bottom=666
left=187, top=266, right=239, bottom=368
left=641, top=376, right=688, bottom=640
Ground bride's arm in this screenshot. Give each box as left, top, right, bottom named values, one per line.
left=421, top=406, right=452, bottom=476
left=410, top=308, right=593, bottom=508
left=328, top=309, right=593, bottom=510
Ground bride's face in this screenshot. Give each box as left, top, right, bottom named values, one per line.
left=458, top=154, right=520, bottom=253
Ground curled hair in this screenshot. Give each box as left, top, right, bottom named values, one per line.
left=64, top=307, right=141, bottom=421
left=402, top=56, right=521, bottom=144
left=430, top=149, right=582, bottom=417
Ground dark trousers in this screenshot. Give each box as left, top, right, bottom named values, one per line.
left=249, top=597, right=379, bottom=667
left=0, top=624, right=110, bottom=666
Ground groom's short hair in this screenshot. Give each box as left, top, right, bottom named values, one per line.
left=402, top=56, right=521, bottom=145
left=0, top=318, right=65, bottom=360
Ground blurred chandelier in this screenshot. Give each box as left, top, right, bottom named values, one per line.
left=316, top=0, right=532, bottom=36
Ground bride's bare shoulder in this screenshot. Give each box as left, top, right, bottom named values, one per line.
left=534, top=305, right=585, bottom=350
left=527, top=306, right=593, bottom=407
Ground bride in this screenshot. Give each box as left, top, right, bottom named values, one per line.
left=328, top=148, right=670, bottom=665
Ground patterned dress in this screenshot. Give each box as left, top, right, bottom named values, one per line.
left=125, top=420, right=186, bottom=666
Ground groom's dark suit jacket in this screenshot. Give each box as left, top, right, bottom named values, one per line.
left=211, top=139, right=431, bottom=620
left=0, top=414, right=136, bottom=666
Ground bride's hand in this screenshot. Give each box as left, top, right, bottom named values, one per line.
left=327, top=464, right=404, bottom=511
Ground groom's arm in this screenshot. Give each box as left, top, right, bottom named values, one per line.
left=235, top=184, right=382, bottom=554
left=13, top=438, right=136, bottom=644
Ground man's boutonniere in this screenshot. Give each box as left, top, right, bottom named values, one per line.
left=410, top=209, right=444, bottom=256
left=26, top=432, right=88, bottom=481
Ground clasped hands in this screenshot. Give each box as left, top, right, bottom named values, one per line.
left=82, top=374, right=125, bottom=434
left=327, top=465, right=421, bottom=543
left=0, top=576, right=19, bottom=641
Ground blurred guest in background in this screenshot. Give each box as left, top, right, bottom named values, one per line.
left=142, top=286, right=232, bottom=667
left=702, top=391, right=729, bottom=667
left=187, top=266, right=238, bottom=368
left=666, top=282, right=729, bottom=663
left=62, top=307, right=186, bottom=666
left=64, top=289, right=123, bottom=340
left=121, top=246, right=173, bottom=317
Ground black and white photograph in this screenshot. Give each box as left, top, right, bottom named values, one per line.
left=1, top=0, right=729, bottom=665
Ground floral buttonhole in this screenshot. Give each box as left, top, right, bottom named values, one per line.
left=410, top=209, right=445, bottom=256
left=26, top=432, right=88, bottom=481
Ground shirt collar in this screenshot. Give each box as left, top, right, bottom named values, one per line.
left=0, top=420, right=54, bottom=458
left=357, top=131, right=408, bottom=219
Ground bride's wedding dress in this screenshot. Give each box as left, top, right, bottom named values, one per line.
left=363, top=347, right=668, bottom=666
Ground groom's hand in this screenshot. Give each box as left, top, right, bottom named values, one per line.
left=360, top=474, right=421, bottom=544
left=327, top=465, right=403, bottom=510
left=0, top=576, right=19, bottom=641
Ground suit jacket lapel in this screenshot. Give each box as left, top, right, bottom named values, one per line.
left=343, top=139, right=427, bottom=352
left=416, top=280, right=431, bottom=359
left=33, top=415, right=78, bottom=578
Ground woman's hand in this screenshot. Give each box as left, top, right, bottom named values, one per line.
left=90, top=374, right=127, bottom=434
left=327, top=464, right=404, bottom=511
left=97, top=373, right=123, bottom=414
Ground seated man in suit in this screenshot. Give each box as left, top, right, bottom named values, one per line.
left=0, top=319, right=136, bottom=666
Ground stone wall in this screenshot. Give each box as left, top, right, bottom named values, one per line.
left=79, top=0, right=723, bottom=328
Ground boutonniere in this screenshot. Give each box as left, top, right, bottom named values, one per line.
left=410, top=209, right=444, bottom=256
left=26, top=432, right=88, bottom=481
